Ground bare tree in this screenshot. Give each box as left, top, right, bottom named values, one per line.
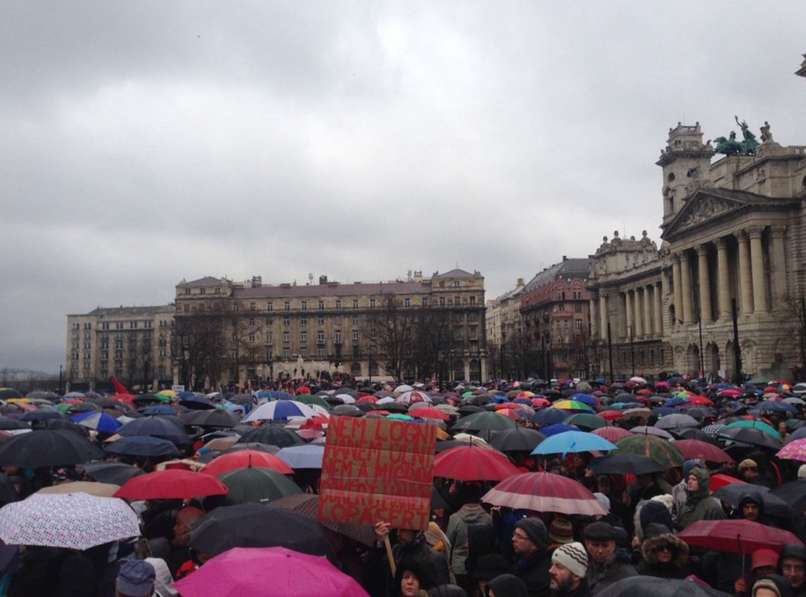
left=172, top=300, right=229, bottom=390
left=363, top=295, right=414, bottom=381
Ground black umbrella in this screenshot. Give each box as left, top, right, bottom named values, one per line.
left=20, top=410, right=64, bottom=423
left=597, top=575, right=731, bottom=597
left=42, top=419, right=89, bottom=435
left=118, top=416, right=189, bottom=445
left=771, top=480, right=806, bottom=511
left=219, top=467, right=302, bottom=505
left=133, top=394, right=162, bottom=405
left=0, top=430, right=103, bottom=467
left=332, top=405, right=363, bottom=417
left=489, top=427, right=545, bottom=453
left=179, top=395, right=216, bottom=410
left=224, top=443, right=280, bottom=455
left=676, top=428, right=714, bottom=443
left=190, top=503, right=330, bottom=557
left=0, top=474, right=19, bottom=505
left=590, top=454, right=666, bottom=476
left=712, top=483, right=790, bottom=519
left=239, top=425, right=304, bottom=448
left=270, top=493, right=376, bottom=546
left=81, top=462, right=145, bottom=485
left=717, top=427, right=782, bottom=450
left=104, top=435, right=180, bottom=457
left=179, top=410, right=239, bottom=428
left=0, top=389, right=21, bottom=400
left=0, top=418, right=28, bottom=431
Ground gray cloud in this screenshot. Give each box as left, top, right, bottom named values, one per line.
left=2, top=1, right=805, bottom=371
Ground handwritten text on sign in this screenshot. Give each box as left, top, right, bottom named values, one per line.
left=318, top=416, right=437, bottom=530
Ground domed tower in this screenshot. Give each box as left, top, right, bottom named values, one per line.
left=656, top=122, right=714, bottom=225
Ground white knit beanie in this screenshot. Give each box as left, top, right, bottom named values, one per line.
left=798, top=464, right=806, bottom=480
left=552, top=541, right=589, bottom=579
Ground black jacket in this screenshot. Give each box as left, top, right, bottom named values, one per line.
left=512, top=550, right=552, bottom=597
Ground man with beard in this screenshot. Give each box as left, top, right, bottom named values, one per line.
left=549, top=542, right=590, bottom=597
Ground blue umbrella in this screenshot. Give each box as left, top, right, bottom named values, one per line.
left=540, top=423, right=579, bottom=437
left=531, top=430, right=617, bottom=456
left=571, top=393, right=598, bottom=408
left=244, top=401, right=316, bottom=422
left=754, top=401, right=796, bottom=414
left=105, top=435, right=180, bottom=457
left=118, top=416, right=189, bottom=445
left=262, top=391, right=294, bottom=401
left=275, top=445, right=324, bottom=469
left=70, top=411, right=121, bottom=434
left=664, top=398, right=688, bottom=408
left=141, top=404, right=177, bottom=416
left=533, top=408, right=568, bottom=427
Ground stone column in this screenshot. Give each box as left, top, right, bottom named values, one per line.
left=635, top=289, right=644, bottom=337
left=480, top=356, right=488, bottom=382
left=599, top=294, right=608, bottom=341
left=749, top=227, right=768, bottom=314
left=697, top=245, right=712, bottom=323
left=672, top=255, right=683, bottom=325
left=463, top=358, right=470, bottom=382
left=654, top=282, right=663, bottom=336
left=643, top=285, right=653, bottom=337
left=737, top=231, right=754, bottom=315
left=589, top=299, right=598, bottom=339
left=680, top=252, right=693, bottom=324
left=716, top=238, right=731, bottom=320
left=770, top=226, right=788, bottom=309
left=625, top=291, right=633, bottom=339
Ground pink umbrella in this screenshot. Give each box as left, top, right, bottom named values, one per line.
left=593, top=426, right=631, bottom=442
left=777, top=438, right=806, bottom=462
left=482, top=472, right=606, bottom=516
left=175, top=547, right=369, bottom=597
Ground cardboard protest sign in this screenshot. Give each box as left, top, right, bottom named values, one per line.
left=318, top=415, right=437, bottom=530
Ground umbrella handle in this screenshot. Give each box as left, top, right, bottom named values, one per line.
left=738, top=534, right=745, bottom=578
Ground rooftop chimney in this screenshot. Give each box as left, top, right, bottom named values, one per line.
left=319, top=275, right=328, bottom=285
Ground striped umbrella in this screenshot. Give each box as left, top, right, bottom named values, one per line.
left=593, top=426, right=631, bottom=442
left=243, top=401, right=317, bottom=422
left=483, top=472, right=606, bottom=516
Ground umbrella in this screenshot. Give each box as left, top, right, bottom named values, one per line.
left=0, top=475, right=18, bottom=505
left=590, top=454, right=666, bottom=476
left=0, top=429, right=102, bottom=467
left=70, top=411, right=122, bottom=433
left=275, top=445, right=324, bottom=469
left=407, top=406, right=450, bottom=421
left=244, top=401, right=317, bottom=422
left=219, top=467, right=302, bottom=504
left=596, top=576, right=731, bottom=597
left=271, top=493, right=376, bottom=546
left=179, top=395, right=216, bottom=410
left=141, top=404, right=177, bottom=416
left=118, top=416, right=189, bottom=445
left=190, top=504, right=328, bottom=557
left=533, top=408, right=571, bottom=427
left=553, top=400, right=594, bottom=412
left=0, top=418, right=28, bottom=431
left=679, top=519, right=803, bottom=553
left=19, top=410, right=64, bottom=423
left=723, top=420, right=781, bottom=439
left=0, top=389, right=21, bottom=400
left=81, top=463, right=145, bottom=485
left=709, top=473, right=746, bottom=492
left=115, top=469, right=228, bottom=500
left=615, top=435, right=684, bottom=468
left=717, top=427, right=782, bottom=450
left=452, top=412, right=518, bottom=435
left=674, top=440, right=733, bottom=464
left=239, top=425, right=305, bottom=448
left=293, top=395, right=332, bottom=410
left=630, top=426, right=674, bottom=440
left=656, top=414, right=699, bottom=431
left=541, top=423, right=579, bottom=437
left=433, top=446, right=519, bottom=481
left=0, top=492, right=140, bottom=550
left=711, top=484, right=790, bottom=519
left=771, top=480, right=806, bottom=511
left=776, top=438, right=806, bottom=462
left=176, top=546, right=369, bottom=597
left=482, top=472, right=606, bottom=516
left=531, top=431, right=616, bottom=456
left=203, top=450, right=293, bottom=476
left=105, top=435, right=181, bottom=458
left=38, top=481, right=119, bottom=498
left=180, top=409, right=240, bottom=428
left=593, top=427, right=632, bottom=443
left=565, top=413, right=606, bottom=430
left=395, top=390, right=431, bottom=405
left=226, top=442, right=281, bottom=455
left=488, top=428, right=545, bottom=453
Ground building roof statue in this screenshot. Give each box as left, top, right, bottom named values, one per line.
left=714, top=116, right=759, bottom=156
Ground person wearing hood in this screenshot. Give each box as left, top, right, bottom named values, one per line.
left=510, top=517, right=552, bottom=597
left=445, top=483, right=491, bottom=590
left=752, top=574, right=794, bottom=597
left=677, top=467, right=725, bottom=530
left=736, top=489, right=770, bottom=525
left=637, top=523, right=690, bottom=579
left=780, top=545, right=806, bottom=597
left=583, top=521, right=636, bottom=595
left=672, top=460, right=703, bottom=524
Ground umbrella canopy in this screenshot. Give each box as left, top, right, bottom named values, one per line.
left=482, top=472, right=606, bottom=516
left=190, top=504, right=328, bottom=557
left=203, top=450, right=293, bottom=476
left=679, top=519, right=802, bottom=553
left=595, top=576, right=731, bottom=597
left=70, top=411, right=122, bottom=434
left=105, top=435, right=181, bottom=458
left=433, top=446, right=519, bottom=481
left=452, top=411, right=518, bottom=435
left=219, top=467, right=302, bottom=504
left=275, top=444, right=325, bottom=469
left=770, top=480, right=806, bottom=511
left=674, top=439, right=733, bottom=464
left=141, top=404, right=177, bottom=416
left=656, top=414, right=699, bottom=431
left=531, top=431, right=616, bottom=456
left=81, top=463, right=145, bottom=485
left=118, top=416, right=189, bottom=445
left=488, top=428, right=545, bottom=453
left=718, top=427, right=782, bottom=450
left=615, top=434, right=684, bottom=468
left=115, top=469, right=228, bottom=500
left=180, top=409, right=240, bottom=428
left=270, top=493, right=375, bottom=546
left=244, top=401, right=317, bottom=422
left=533, top=408, right=571, bottom=427
left=564, top=413, right=606, bottom=430
left=0, top=492, right=139, bottom=550
left=407, top=406, right=450, bottom=421
left=240, top=425, right=305, bottom=448
left=395, top=390, right=431, bottom=405
left=776, top=438, right=806, bottom=462
left=38, top=481, right=120, bottom=497
left=629, top=426, right=674, bottom=440
left=593, top=426, right=632, bottom=443
left=176, top=546, right=369, bottom=597
left=723, top=420, right=781, bottom=439
left=590, top=454, right=666, bottom=476
left=0, top=429, right=102, bottom=467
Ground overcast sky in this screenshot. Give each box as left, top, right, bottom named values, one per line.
left=2, top=1, right=805, bottom=372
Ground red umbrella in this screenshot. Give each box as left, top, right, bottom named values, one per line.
left=593, top=426, right=631, bottom=442
left=709, top=473, right=746, bottom=492
left=531, top=398, right=551, bottom=408
left=407, top=406, right=449, bottom=421
left=674, top=440, right=733, bottom=464
left=599, top=410, right=624, bottom=421
left=115, top=470, right=228, bottom=500
left=433, top=446, right=519, bottom=481
left=719, top=388, right=743, bottom=398
left=357, top=395, right=377, bottom=404
left=687, top=395, right=714, bottom=406
left=679, top=519, right=803, bottom=554
left=202, top=450, right=293, bottom=476
left=482, top=472, right=606, bottom=516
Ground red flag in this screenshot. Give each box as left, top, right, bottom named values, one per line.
left=110, top=376, right=130, bottom=395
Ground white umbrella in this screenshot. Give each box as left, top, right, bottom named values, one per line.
left=394, top=384, right=414, bottom=394
left=0, top=492, right=140, bottom=550
left=334, top=394, right=356, bottom=404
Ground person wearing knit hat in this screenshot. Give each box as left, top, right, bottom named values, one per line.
left=549, top=543, right=590, bottom=597
left=487, top=573, right=528, bottom=597
left=511, top=517, right=552, bottom=597
left=739, top=459, right=760, bottom=484
left=549, top=516, right=575, bottom=548
left=583, top=521, right=636, bottom=595
left=752, top=574, right=794, bottom=597
left=798, top=464, right=806, bottom=480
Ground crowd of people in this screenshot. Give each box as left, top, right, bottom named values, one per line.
left=0, top=375, right=802, bottom=597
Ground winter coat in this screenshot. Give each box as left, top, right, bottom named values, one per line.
left=587, top=556, right=637, bottom=595
left=446, top=504, right=492, bottom=576
left=637, top=532, right=690, bottom=579
left=677, top=468, right=725, bottom=530
left=512, top=550, right=552, bottom=597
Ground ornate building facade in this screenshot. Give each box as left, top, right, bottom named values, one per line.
left=589, top=122, right=806, bottom=380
